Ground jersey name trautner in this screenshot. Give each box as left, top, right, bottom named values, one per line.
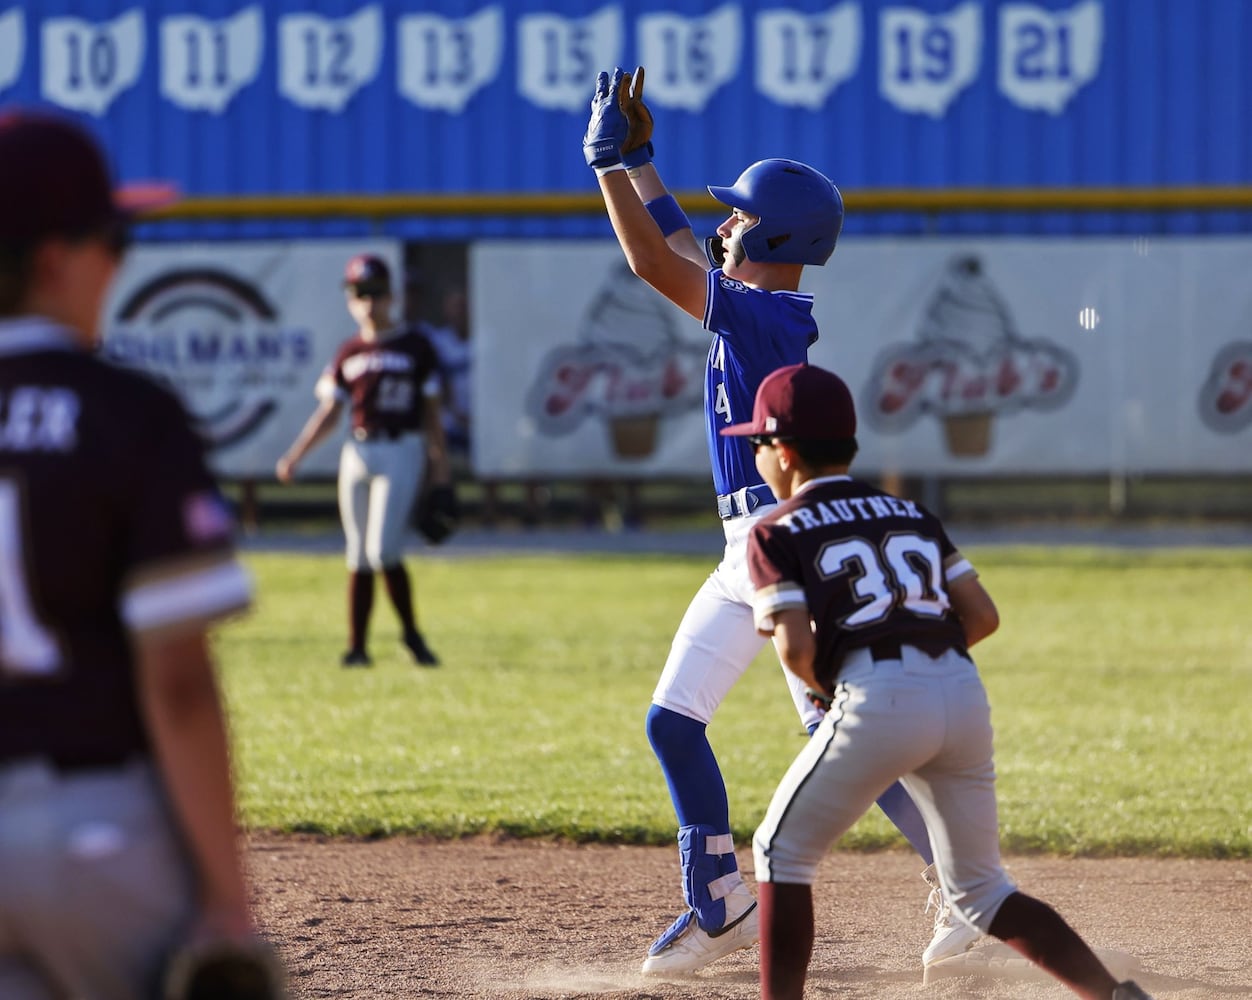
left=774, top=493, right=925, bottom=532
left=748, top=476, right=970, bottom=688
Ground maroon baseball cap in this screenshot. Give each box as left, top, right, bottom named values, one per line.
left=0, top=109, right=177, bottom=251
left=343, top=253, right=392, bottom=293
left=721, top=363, right=857, bottom=440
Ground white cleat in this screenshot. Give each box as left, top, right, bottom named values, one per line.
left=921, top=864, right=984, bottom=967
left=641, top=889, right=759, bottom=976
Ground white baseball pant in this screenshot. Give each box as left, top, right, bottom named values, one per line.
left=0, top=759, right=195, bottom=1000
left=338, top=433, right=425, bottom=571
left=753, top=645, right=1018, bottom=932
left=651, top=507, right=825, bottom=733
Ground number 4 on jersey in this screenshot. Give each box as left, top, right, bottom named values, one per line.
left=714, top=381, right=732, bottom=424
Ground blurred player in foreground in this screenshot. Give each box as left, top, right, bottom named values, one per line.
left=727, top=363, right=1155, bottom=1000
left=584, top=66, right=975, bottom=975
left=277, top=254, right=449, bottom=668
left=0, top=110, right=282, bottom=999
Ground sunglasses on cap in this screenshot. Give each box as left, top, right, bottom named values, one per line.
left=347, top=283, right=390, bottom=299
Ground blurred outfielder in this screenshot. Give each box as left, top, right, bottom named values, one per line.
left=584, top=67, right=980, bottom=976
left=277, top=254, right=450, bottom=668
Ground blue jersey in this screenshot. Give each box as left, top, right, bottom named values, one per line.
left=702, top=269, right=818, bottom=497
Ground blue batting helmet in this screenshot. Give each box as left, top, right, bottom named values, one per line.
left=706, top=158, right=844, bottom=266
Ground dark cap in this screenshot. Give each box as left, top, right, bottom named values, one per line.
left=720, top=363, right=857, bottom=440
left=343, top=254, right=392, bottom=293
left=0, top=109, right=177, bottom=251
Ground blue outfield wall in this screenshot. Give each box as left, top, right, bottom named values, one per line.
left=2, top=0, right=1250, bottom=239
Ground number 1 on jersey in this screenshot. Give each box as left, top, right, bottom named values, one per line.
left=0, top=477, right=62, bottom=676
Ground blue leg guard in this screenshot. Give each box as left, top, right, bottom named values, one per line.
left=649, top=823, right=747, bottom=954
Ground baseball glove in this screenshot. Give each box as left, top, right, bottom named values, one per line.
left=163, top=936, right=287, bottom=1000
left=414, top=483, right=460, bottom=545
left=619, top=66, right=654, bottom=168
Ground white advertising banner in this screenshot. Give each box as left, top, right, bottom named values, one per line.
left=471, top=238, right=1252, bottom=478
left=101, top=240, right=403, bottom=478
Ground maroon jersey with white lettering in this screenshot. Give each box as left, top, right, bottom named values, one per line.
left=0, top=320, right=251, bottom=768
left=747, top=474, right=973, bottom=690
left=318, top=325, right=441, bottom=436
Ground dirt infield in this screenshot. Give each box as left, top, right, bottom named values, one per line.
left=248, top=834, right=1250, bottom=999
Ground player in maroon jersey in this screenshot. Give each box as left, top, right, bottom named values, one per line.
left=0, top=111, right=280, bottom=996
left=276, top=254, right=450, bottom=667
left=724, top=364, right=1154, bottom=1000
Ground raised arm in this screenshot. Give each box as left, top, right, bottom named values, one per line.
left=618, top=68, right=707, bottom=268
left=584, top=68, right=709, bottom=320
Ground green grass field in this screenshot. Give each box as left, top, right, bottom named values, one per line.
left=217, top=547, right=1252, bottom=858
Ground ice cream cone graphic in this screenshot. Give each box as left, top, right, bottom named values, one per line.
left=608, top=414, right=658, bottom=457
left=580, top=265, right=681, bottom=459
left=942, top=411, right=993, bottom=456
left=919, top=256, right=1015, bottom=457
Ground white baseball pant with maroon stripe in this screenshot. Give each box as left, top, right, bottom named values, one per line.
left=753, top=645, right=1017, bottom=932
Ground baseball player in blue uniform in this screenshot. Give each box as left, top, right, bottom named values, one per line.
left=727, top=363, right=1155, bottom=1000
left=277, top=255, right=449, bottom=668
left=584, top=67, right=977, bottom=976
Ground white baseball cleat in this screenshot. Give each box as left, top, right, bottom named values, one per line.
left=921, top=864, right=983, bottom=967
left=641, top=885, right=759, bottom=976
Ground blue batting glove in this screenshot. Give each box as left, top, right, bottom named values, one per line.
left=583, top=69, right=629, bottom=170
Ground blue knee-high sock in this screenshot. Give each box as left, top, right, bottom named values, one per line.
left=876, top=780, right=933, bottom=865
left=646, top=704, right=729, bottom=829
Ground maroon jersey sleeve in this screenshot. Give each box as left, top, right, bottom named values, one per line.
left=117, top=385, right=251, bottom=638
left=315, top=336, right=356, bottom=404
left=415, top=330, right=442, bottom=398
left=747, top=520, right=810, bottom=632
